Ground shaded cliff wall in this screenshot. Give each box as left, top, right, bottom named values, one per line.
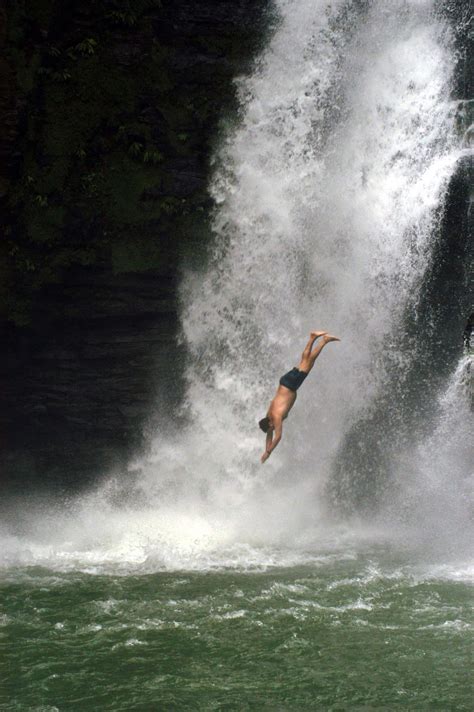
left=0, top=0, right=270, bottom=490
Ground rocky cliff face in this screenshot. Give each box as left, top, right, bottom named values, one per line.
left=0, top=0, right=270, bottom=490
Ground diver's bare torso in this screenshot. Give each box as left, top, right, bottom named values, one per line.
left=266, top=386, right=297, bottom=426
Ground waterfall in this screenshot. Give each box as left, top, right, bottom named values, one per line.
left=383, top=355, right=473, bottom=558
left=1, top=0, right=470, bottom=571
left=137, top=0, right=467, bottom=555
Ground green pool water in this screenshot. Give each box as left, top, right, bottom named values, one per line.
left=2, top=550, right=472, bottom=711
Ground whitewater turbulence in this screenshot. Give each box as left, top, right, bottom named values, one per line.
left=2, top=0, right=471, bottom=572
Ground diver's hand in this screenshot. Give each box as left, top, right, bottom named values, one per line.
left=261, top=451, right=270, bottom=464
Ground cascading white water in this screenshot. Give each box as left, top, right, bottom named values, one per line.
left=1, top=0, right=470, bottom=571
left=142, top=0, right=463, bottom=532
left=384, top=354, right=473, bottom=557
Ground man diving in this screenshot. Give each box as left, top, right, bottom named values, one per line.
left=259, top=331, right=340, bottom=463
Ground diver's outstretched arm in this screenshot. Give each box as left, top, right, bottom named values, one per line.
left=261, top=420, right=282, bottom=463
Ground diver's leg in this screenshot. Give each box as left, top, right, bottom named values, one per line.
left=299, top=333, right=340, bottom=372
left=301, top=331, right=327, bottom=361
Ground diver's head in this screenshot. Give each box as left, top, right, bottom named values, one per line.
left=259, top=417, right=270, bottom=433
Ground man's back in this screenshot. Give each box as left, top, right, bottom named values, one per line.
left=267, top=386, right=297, bottom=423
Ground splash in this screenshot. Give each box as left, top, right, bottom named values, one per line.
left=1, top=0, right=470, bottom=573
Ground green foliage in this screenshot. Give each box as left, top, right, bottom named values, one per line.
left=105, top=0, right=162, bottom=27
left=111, top=233, right=167, bottom=274
left=128, top=142, right=143, bottom=158
left=3, top=0, right=265, bottom=324
left=33, top=194, right=48, bottom=208
left=73, top=38, right=98, bottom=56
left=106, top=10, right=138, bottom=26
left=143, top=149, right=163, bottom=165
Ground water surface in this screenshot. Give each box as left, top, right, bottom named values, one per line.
left=3, top=548, right=472, bottom=710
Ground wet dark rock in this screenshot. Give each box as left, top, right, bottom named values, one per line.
left=0, top=0, right=271, bottom=491
left=0, top=265, right=182, bottom=490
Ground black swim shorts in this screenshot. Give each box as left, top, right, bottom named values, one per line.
left=279, top=367, right=308, bottom=391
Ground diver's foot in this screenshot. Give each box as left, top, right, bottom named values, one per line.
left=323, top=334, right=340, bottom=343
left=310, top=330, right=328, bottom=339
